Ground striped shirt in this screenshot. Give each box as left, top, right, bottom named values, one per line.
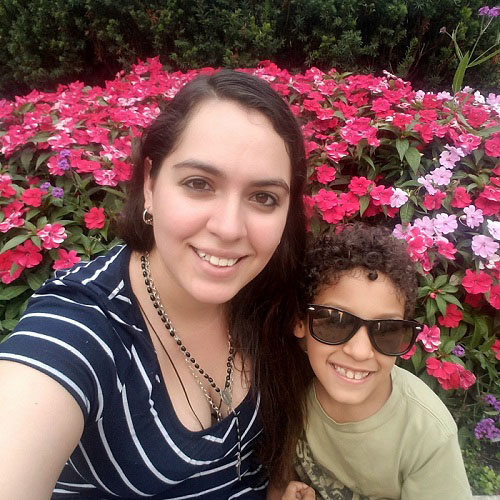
left=0, top=245, right=267, bottom=499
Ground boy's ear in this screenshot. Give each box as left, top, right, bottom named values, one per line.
left=294, top=319, right=307, bottom=339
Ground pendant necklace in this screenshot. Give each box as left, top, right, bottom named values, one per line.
left=140, top=253, right=242, bottom=478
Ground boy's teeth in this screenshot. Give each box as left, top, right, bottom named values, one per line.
left=334, top=365, right=369, bottom=380
left=196, top=250, right=238, bottom=267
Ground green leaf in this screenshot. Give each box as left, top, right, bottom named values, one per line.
left=26, top=270, right=49, bottom=291
left=36, top=151, right=53, bottom=168
left=404, top=147, right=421, bottom=174
left=399, top=202, right=415, bottom=224
left=435, top=295, right=448, bottom=316
left=441, top=338, right=455, bottom=354
left=395, top=139, right=409, bottom=161
left=0, top=234, right=30, bottom=253
left=433, top=275, right=448, bottom=289
left=470, top=316, right=488, bottom=349
left=20, top=148, right=34, bottom=169
left=359, top=195, right=370, bottom=216
left=0, top=286, right=29, bottom=301
left=468, top=47, right=500, bottom=67
left=425, top=299, right=437, bottom=323
left=476, top=124, right=500, bottom=138
left=452, top=51, right=471, bottom=94
left=441, top=294, right=463, bottom=308
left=450, top=323, right=468, bottom=341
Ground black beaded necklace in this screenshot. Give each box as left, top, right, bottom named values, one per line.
left=140, top=253, right=242, bottom=478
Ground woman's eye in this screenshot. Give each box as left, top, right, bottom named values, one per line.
left=251, top=192, right=278, bottom=207
left=183, top=178, right=212, bottom=191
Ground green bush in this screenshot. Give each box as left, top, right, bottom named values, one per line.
left=0, top=0, right=498, bottom=97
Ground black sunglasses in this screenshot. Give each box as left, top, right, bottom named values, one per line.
left=307, top=304, right=423, bottom=356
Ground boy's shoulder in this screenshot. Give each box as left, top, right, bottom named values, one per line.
left=392, top=365, right=457, bottom=437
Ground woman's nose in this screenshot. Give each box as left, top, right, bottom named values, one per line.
left=206, top=197, right=248, bottom=241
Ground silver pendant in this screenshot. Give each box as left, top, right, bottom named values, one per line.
left=221, top=388, right=232, bottom=407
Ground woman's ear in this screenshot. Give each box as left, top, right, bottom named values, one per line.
left=143, top=157, right=153, bottom=212
left=294, top=319, right=307, bottom=339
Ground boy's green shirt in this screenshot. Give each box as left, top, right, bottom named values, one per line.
left=295, top=365, right=472, bottom=500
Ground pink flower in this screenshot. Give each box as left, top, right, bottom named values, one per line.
left=418, top=175, right=437, bottom=195
left=340, top=117, right=380, bottom=147
left=492, top=339, right=500, bottom=360
left=36, top=223, right=67, bottom=250
left=439, top=149, right=460, bottom=169
left=471, top=235, right=499, bottom=259
left=11, top=240, right=42, bottom=268
left=438, top=304, right=463, bottom=328
left=462, top=269, right=492, bottom=294
left=84, top=207, right=106, bottom=229
left=433, top=213, right=457, bottom=235
left=400, top=344, right=416, bottom=360
left=392, top=113, right=413, bottom=129
left=451, top=187, right=471, bottom=208
left=426, top=358, right=476, bottom=390
left=389, top=188, right=408, bottom=208
left=369, top=185, right=393, bottom=206
left=324, top=141, right=349, bottom=161
left=21, top=187, right=43, bottom=207
left=348, top=176, right=373, bottom=196
left=93, top=169, right=118, bottom=187
left=457, top=133, right=481, bottom=153
left=0, top=174, right=16, bottom=198
left=463, top=205, right=484, bottom=228
left=487, top=220, right=500, bottom=240
left=485, top=136, right=500, bottom=157
left=488, top=285, right=500, bottom=309
left=436, top=239, right=457, bottom=260
left=418, top=325, right=441, bottom=352
left=0, top=250, right=23, bottom=284
left=0, top=200, right=25, bottom=233
left=429, top=167, right=452, bottom=185
left=315, top=164, right=336, bottom=184
left=53, top=249, right=81, bottom=270
left=423, top=191, right=446, bottom=210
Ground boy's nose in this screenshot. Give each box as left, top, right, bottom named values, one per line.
left=342, top=327, right=375, bottom=360
left=206, top=197, right=248, bottom=242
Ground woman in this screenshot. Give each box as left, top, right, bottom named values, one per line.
left=0, top=70, right=309, bottom=498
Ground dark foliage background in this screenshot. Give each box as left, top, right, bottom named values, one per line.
left=0, top=0, right=498, bottom=98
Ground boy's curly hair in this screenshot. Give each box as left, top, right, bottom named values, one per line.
left=303, top=223, right=418, bottom=318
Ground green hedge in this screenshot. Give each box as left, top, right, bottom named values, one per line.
left=0, top=0, right=498, bottom=97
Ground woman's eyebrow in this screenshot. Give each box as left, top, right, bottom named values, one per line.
left=172, top=159, right=290, bottom=193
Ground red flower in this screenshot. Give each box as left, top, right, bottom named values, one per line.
left=84, top=207, right=106, bottom=229
left=315, top=164, right=336, bottom=184
left=0, top=174, right=16, bottom=198
left=462, top=269, right=492, bottom=294
left=0, top=250, right=23, bottom=284
left=465, top=293, right=483, bottom=307
left=348, top=176, right=373, bottom=196
left=369, top=185, right=393, bottom=206
left=426, top=358, right=476, bottom=390
left=324, top=141, right=348, bottom=161
left=492, top=339, right=500, bottom=361
left=21, top=187, right=43, bottom=207
left=485, top=136, right=500, bottom=157
left=435, top=240, right=456, bottom=260
left=12, top=240, right=42, bottom=268
left=475, top=186, right=500, bottom=216
left=392, top=113, right=413, bottom=129
left=438, top=304, right=463, bottom=328
left=487, top=285, right=500, bottom=310
left=53, top=249, right=81, bottom=270
left=451, top=186, right=471, bottom=208
left=423, top=191, right=446, bottom=210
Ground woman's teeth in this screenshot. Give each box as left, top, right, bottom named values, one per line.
left=334, top=364, right=370, bottom=380
left=196, top=250, right=239, bottom=267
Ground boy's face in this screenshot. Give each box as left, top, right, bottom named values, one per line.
left=295, top=268, right=405, bottom=423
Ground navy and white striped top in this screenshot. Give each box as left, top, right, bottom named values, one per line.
left=0, top=245, right=267, bottom=499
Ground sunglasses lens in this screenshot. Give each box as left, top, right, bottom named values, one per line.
left=371, top=321, right=415, bottom=355
left=310, top=307, right=356, bottom=344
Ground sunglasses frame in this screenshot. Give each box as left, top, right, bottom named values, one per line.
left=307, top=304, right=423, bottom=356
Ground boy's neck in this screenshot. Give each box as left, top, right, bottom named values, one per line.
left=314, top=374, right=393, bottom=423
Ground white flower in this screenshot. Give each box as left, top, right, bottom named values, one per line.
left=389, top=188, right=409, bottom=208
left=487, top=220, right=500, bottom=240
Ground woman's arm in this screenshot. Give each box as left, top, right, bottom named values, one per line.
left=0, top=361, right=84, bottom=500
left=267, top=481, right=316, bottom=500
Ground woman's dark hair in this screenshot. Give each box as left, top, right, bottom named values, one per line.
left=302, top=223, right=419, bottom=318
left=118, top=70, right=310, bottom=483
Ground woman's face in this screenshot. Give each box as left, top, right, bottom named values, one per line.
left=144, top=99, right=292, bottom=307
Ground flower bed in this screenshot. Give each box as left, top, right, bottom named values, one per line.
left=0, top=58, right=498, bottom=490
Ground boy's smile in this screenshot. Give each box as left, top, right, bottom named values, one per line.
left=295, top=268, right=405, bottom=423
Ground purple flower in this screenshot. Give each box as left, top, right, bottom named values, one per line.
left=429, top=167, right=453, bottom=185
left=463, top=205, right=484, bottom=228
left=474, top=418, right=500, bottom=441
left=433, top=213, right=458, bottom=235
left=40, top=182, right=51, bottom=192
left=452, top=345, right=465, bottom=357
left=478, top=6, right=492, bottom=15
left=488, top=6, right=500, bottom=16
left=484, top=394, right=497, bottom=407
left=57, top=157, right=70, bottom=171
left=51, top=187, right=64, bottom=198
left=59, top=149, right=71, bottom=158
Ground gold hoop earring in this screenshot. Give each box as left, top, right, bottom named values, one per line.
left=142, top=209, right=153, bottom=226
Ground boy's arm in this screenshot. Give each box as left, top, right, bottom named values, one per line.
left=401, top=433, right=472, bottom=500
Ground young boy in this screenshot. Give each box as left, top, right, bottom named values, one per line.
left=280, top=224, right=472, bottom=500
